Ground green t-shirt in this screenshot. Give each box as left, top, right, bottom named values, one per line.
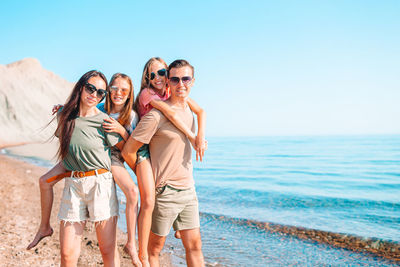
left=62, top=112, right=121, bottom=171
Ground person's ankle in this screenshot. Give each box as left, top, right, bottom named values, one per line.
left=124, top=242, right=137, bottom=253
left=139, top=253, right=148, bottom=261
left=38, top=224, right=52, bottom=232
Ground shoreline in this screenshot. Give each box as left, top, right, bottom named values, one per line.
left=203, top=213, right=400, bottom=263
left=4, top=139, right=399, bottom=266
left=0, top=144, right=172, bottom=266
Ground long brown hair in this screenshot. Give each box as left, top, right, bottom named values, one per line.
left=104, top=73, right=134, bottom=128
left=133, top=57, right=168, bottom=113
left=55, top=70, right=108, bottom=160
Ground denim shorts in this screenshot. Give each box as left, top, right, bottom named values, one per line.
left=137, top=144, right=150, bottom=164
left=151, top=185, right=200, bottom=236
left=58, top=171, right=119, bottom=222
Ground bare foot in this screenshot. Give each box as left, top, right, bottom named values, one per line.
left=174, top=230, right=181, bottom=239
left=123, top=244, right=142, bottom=267
left=27, top=227, right=53, bottom=250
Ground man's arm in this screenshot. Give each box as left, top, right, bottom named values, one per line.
left=115, top=140, right=125, bottom=151
left=121, top=135, right=144, bottom=173
left=150, top=99, right=196, bottom=146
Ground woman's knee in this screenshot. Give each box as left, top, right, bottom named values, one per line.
left=60, top=246, right=79, bottom=263
left=98, top=241, right=115, bottom=258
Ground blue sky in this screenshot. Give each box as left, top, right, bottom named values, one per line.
left=1, top=0, right=399, bottom=136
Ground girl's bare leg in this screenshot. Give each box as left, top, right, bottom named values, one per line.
left=60, top=221, right=85, bottom=267
left=111, top=165, right=141, bottom=266
left=136, top=159, right=155, bottom=267
left=96, top=217, right=120, bottom=267
left=27, top=162, right=66, bottom=250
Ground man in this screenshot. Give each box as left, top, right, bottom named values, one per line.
left=122, top=59, right=205, bottom=267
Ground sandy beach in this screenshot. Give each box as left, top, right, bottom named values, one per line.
left=0, top=145, right=172, bottom=267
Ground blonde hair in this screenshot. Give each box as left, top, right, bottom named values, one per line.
left=105, top=73, right=135, bottom=127
left=134, top=57, right=168, bottom=112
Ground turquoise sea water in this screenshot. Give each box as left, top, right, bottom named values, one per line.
left=120, top=135, right=400, bottom=266
left=5, top=135, right=399, bottom=266
left=195, top=135, right=400, bottom=241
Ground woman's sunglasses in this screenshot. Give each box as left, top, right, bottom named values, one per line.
left=169, top=76, right=192, bottom=85
left=84, top=83, right=107, bottom=99
left=150, top=68, right=167, bottom=80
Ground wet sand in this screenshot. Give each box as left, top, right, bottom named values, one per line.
left=0, top=151, right=172, bottom=266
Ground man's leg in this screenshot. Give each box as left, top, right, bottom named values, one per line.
left=180, top=228, right=204, bottom=267
left=148, top=231, right=167, bottom=267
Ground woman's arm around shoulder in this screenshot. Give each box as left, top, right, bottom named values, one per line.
left=187, top=97, right=207, bottom=161
left=149, top=99, right=197, bottom=147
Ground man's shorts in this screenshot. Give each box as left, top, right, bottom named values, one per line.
left=151, top=185, right=200, bottom=236
left=137, top=144, right=150, bottom=164
left=110, top=147, right=125, bottom=167
left=58, top=171, right=119, bottom=222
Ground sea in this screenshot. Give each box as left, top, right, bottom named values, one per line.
left=6, top=135, right=400, bottom=266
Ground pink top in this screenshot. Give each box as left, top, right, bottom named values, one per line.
left=138, top=88, right=170, bottom=118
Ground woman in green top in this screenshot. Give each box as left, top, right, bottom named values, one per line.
left=55, top=70, right=123, bottom=266
left=29, top=73, right=142, bottom=266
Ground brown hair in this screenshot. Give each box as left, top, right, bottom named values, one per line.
left=168, top=59, right=194, bottom=77
left=55, top=70, right=108, bottom=160
left=133, top=57, right=168, bottom=113
left=104, top=73, right=134, bottom=127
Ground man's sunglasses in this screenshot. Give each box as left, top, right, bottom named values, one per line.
left=169, top=76, right=192, bottom=85
left=150, top=68, right=167, bottom=80
left=84, top=83, right=107, bottom=99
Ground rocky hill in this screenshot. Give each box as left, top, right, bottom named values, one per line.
left=0, top=58, right=73, bottom=144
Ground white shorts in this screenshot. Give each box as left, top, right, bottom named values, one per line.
left=58, top=171, right=119, bottom=222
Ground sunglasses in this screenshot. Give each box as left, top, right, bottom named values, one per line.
left=150, top=68, right=167, bottom=80
left=84, top=83, right=107, bottom=99
left=169, top=76, right=192, bottom=85
left=110, top=86, right=130, bottom=96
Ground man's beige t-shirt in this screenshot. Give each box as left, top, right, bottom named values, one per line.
left=132, top=105, right=195, bottom=189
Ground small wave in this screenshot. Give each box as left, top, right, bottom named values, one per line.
left=200, top=212, right=400, bottom=263
left=197, top=186, right=400, bottom=209
left=366, top=171, right=400, bottom=177
left=265, top=154, right=315, bottom=158
left=286, top=170, right=342, bottom=177
left=3, top=150, right=53, bottom=168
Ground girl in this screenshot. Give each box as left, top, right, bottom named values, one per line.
left=98, top=73, right=141, bottom=266
left=28, top=73, right=141, bottom=266
left=55, top=70, right=121, bottom=266
left=130, top=57, right=206, bottom=266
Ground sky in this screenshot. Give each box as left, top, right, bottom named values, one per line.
left=1, top=0, right=399, bottom=136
